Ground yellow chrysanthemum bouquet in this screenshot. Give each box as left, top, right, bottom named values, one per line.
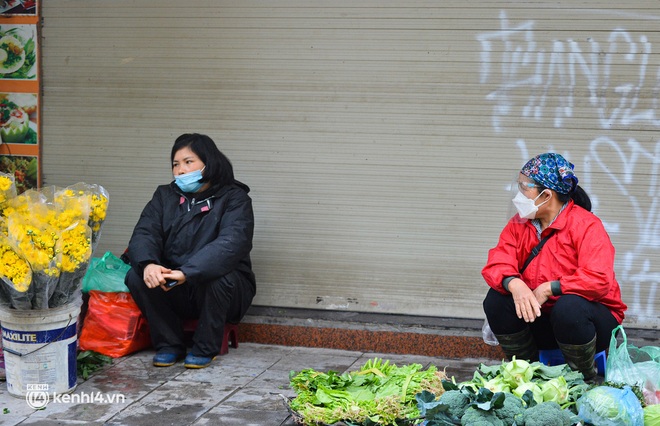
left=0, top=173, right=16, bottom=210
left=0, top=234, right=32, bottom=309
left=0, top=176, right=109, bottom=309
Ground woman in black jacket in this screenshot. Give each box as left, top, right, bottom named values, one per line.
left=125, top=133, right=256, bottom=369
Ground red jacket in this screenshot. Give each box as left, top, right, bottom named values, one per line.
left=482, top=200, right=626, bottom=323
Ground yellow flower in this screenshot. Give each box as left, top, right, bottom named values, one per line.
left=0, top=175, right=15, bottom=208
left=56, top=184, right=109, bottom=245
left=2, top=191, right=33, bottom=221
left=0, top=175, right=12, bottom=191
left=0, top=243, right=31, bottom=292
left=90, top=194, right=108, bottom=223
left=7, top=220, right=59, bottom=273
left=0, top=183, right=108, bottom=299
left=60, top=222, right=91, bottom=272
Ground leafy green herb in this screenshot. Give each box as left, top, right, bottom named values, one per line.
left=289, top=357, right=445, bottom=425
left=600, top=380, right=646, bottom=407
left=77, top=350, right=112, bottom=380
left=21, top=128, right=37, bottom=145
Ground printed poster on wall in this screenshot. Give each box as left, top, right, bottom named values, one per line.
left=0, top=2, right=39, bottom=193
left=0, top=24, right=37, bottom=80
left=0, top=1, right=36, bottom=16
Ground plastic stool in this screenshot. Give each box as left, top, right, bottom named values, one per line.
left=182, top=320, right=239, bottom=355
left=220, top=323, right=239, bottom=355
left=539, top=348, right=606, bottom=376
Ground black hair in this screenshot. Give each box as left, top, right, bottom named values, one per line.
left=537, top=183, right=592, bottom=212
left=564, top=185, right=592, bottom=212
left=170, top=133, right=234, bottom=188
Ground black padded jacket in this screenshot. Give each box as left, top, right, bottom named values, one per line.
left=126, top=180, right=255, bottom=291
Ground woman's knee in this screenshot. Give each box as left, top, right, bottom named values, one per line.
left=482, top=288, right=521, bottom=334
left=551, top=295, right=589, bottom=323
left=550, top=295, right=595, bottom=342
left=483, top=288, right=511, bottom=317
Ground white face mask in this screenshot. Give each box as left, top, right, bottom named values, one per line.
left=512, top=190, right=550, bottom=220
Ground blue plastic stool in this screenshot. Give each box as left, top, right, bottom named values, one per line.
left=538, top=349, right=606, bottom=376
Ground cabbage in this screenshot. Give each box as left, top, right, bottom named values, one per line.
left=501, top=357, right=534, bottom=387
left=483, top=376, right=511, bottom=394
left=512, top=381, right=543, bottom=405
left=645, top=404, right=660, bottom=426
left=540, top=376, right=569, bottom=404
left=576, top=386, right=644, bottom=426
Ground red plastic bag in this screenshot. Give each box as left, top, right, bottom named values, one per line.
left=79, top=291, right=151, bottom=358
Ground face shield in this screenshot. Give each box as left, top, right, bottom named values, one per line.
left=508, top=172, right=539, bottom=223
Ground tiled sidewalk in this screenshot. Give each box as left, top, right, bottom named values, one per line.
left=0, top=343, right=498, bottom=425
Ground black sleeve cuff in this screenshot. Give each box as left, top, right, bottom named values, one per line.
left=551, top=280, right=562, bottom=296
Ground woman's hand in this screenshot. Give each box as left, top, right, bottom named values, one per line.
left=508, top=278, right=542, bottom=323
left=160, top=270, right=186, bottom=291
left=142, top=263, right=173, bottom=289
left=532, top=281, right=553, bottom=306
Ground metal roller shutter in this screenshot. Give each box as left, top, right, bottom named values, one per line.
left=41, top=1, right=660, bottom=329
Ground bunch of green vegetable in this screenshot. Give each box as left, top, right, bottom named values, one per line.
left=459, top=357, right=589, bottom=409
left=288, top=358, right=446, bottom=425
left=414, top=357, right=590, bottom=426
left=417, top=386, right=579, bottom=425
left=77, top=350, right=112, bottom=380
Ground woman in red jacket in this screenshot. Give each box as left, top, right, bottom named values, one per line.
left=482, top=153, right=626, bottom=380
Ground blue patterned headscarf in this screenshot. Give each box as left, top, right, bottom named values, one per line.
left=521, top=153, right=578, bottom=194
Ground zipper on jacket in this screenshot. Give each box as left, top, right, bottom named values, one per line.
left=185, top=197, right=213, bottom=213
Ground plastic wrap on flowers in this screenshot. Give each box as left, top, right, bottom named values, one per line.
left=30, top=270, right=60, bottom=309
left=49, top=269, right=85, bottom=307
left=6, top=206, right=61, bottom=309
left=64, top=183, right=109, bottom=252
left=0, top=183, right=107, bottom=309
left=0, top=234, right=32, bottom=309
left=0, top=172, right=16, bottom=212
left=49, top=221, right=92, bottom=307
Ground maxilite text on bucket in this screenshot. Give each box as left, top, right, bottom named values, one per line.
left=2, top=329, right=37, bottom=342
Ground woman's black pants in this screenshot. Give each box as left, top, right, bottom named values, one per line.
left=126, top=268, right=255, bottom=357
left=482, top=288, right=619, bottom=352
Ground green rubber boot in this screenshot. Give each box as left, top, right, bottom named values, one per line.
left=557, top=335, right=598, bottom=381
left=494, top=328, right=538, bottom=361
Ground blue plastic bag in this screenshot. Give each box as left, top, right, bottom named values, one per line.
left=576, top=385, right=644, bottom=426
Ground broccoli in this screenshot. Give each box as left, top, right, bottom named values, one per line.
left=438, top=389, right=471, bottom=419
left=461, top=406, right=506, bottom=426
left=494, top=392, right=525, bottom=425
left=522, top=401, right=573, bottom=426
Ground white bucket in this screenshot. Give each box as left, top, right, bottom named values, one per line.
left=0, top=299, right=81, bottom=397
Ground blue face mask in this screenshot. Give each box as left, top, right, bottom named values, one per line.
left=175, top=167, right=205, bottom=193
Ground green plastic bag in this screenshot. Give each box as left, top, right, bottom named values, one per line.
left=81, top=251, right=130, bottom=293
left=606, top=325, right=660, bottom=406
